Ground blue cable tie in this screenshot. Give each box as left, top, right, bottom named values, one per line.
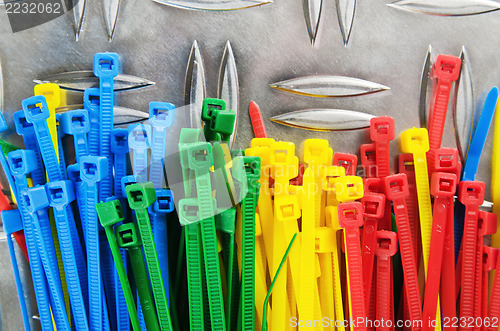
left=455, top=86, right=499, bottom=258
left=92, top=63, right=119, bottom=325
left=148, top=102, right=175, bottom=188
left=60, top=109, right=90, bottom=162
left=148, top=189, right=175, bottom=305
left=7, top=149, right=55, bottom=331
left=121, top=175, right=138, bottom=223
left=128, top=124, right=151, bottom=182
left=121, top=175, right=138, bottom=193
left=80, top=155, right=110, bottom=331
left=463, top=87, right=499, bottom=181
left=13, top=110, right=45, bottom=186
left=94, top=52, right=120, bottom=201
left=21, top=96, right=63, bottom=182
left=55, top=114, right=68, bottom=180
left=67, top=164, right=88, bottom=239
left=111, top=128, right=129, bottom=198
left=1, top=209, right=32, bottom=331
left=22, top=99, right=83, bottom=289
left=45, top=180, right=90, bottom=331
left=84, top=88, right=101, bottom=157
left=22, top=185, right=71, bottom=331
left=67, top=164, right=90, bottom=313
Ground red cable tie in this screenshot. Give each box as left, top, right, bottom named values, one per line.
left=427, top=55, right=462, bottom=150
left=384, top=174, right=422, bottom=330
left=338, top=202, right=367, bottom=331
left=361, top=192, right=386, bottom=315
left=398, top=154, right=420, bottom=261
left=422, top=172, right=457, bottom=331
left=360, top=143, right=377, bottom=178
left=370, top=117, right=395, bottom=231
left=488, top=249, right=500, bottom=330
left=333, top=153, right=358, bottom=176
left=458, top=180, right=485, bottom=328
left=248, top=101, right=267, bottom=138
left=441, top=194, right=457, bottom=327
left=375, top=230, right=398, bottom=331
left=370, top=116, right=395, bottom=178
left=474, top=212, right=497, bottom=320
left=483, top=247, right=498, bottom=321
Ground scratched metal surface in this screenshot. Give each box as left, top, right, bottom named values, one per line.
left=1, top=1, right=500, bottom=329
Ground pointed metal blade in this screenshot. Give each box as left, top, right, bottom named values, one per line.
left=303, top=0, right=322, bottom=46
left=103, top=0, right=120, bottom=41
left=270, top=75, right=389, bottom=98
left=453, top=46, right=474, bottom=163
left=419, top=45, right=433, bottom=128
left=387, top=0, right=500, bottom=16
left=34, top=70, right=155, bottom=92
left=218, top=41, right=239, bottom=147
left=185, top=40, right=206, bottom=129
left=336, top=0, right=356, bottom=45
left=56, top=104, right=148, bottom=125
left=70, top=0, right=87, bottom=41
left=270, top=109, right=374, bottom=132
left=152, top=0, right=272, bottom=10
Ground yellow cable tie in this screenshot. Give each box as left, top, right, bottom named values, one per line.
left=400, top=127, right=441, bottom=330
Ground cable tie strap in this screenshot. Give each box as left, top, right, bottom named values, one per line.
left=45, top=180, right=90, bottom=331
left=361, top=192, right=386, bottom=313
left=128, top=123, right=152, bottom=182
left=96, top=199, right=142, bottom=331
left=384, top=174, right=423, bottom=328
left=375, top=230, right=398, bottom=330
left=458, top=180, right=485, bottom=325
left=13, top=110, right=45, bottom=185
left=1, top=209, right=32, bottom=331
left=60, top=109, right=90, bottom=162
left=360, top=143, right=377, bottom=178
left=427, top=54, right=461, bottom=150
left=149, top=102, right=175, bottom=188
left=338, top=202, right=367, bottom=330
left=333, top=152, right=358, bottom=176
left=111, top=128, right=129, bottom=198
left=422, top=172, right=457, bottom=331
left=370, top=116, right=395, bottom=178
left=94, top=52, right=120, bottom=200
left=116, top=222, right=161, bottom=331
left=126, top=182, right=173, bottom=331
left=81, top=156, right=109, bottom=331
left=22, top=95, right=63, bottom=182
left=23, top=185, right=71, bottom=330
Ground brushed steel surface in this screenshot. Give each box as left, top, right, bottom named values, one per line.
left=1, top=1, right=500, bottom=329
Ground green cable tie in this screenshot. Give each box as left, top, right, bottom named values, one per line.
left=262, top=233, right=298, bottom=331
left=216, top=208, right=239, bottom=330
left=201, top=98, right=235, bottom=143
left=233, top=156, right=261, bottom=331
left=125, top=182, right=173, bottom=331
left=116, top=222, right=160, bottom=331
left=96, top=199, right=142, bottom=331
left=179, top=131, right=226, bottom=331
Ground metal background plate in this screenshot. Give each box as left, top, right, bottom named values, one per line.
left=1, top=1, right=500, bottom=329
